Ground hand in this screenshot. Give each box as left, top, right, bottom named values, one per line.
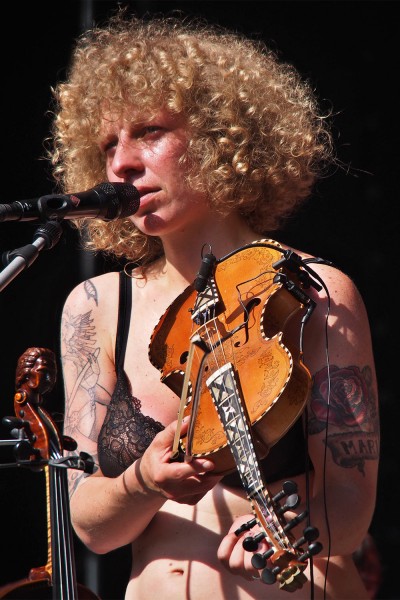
left=217, top=515, right=270, bottom=581
left=136, top=418, right=223, bottom=505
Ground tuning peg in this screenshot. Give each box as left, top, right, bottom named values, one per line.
left=272, top=480, right=298, bottom=503
left=234, top=518, right=257, bottom=536
left=296, top=541, right=323, bottom=562
left=293, top=526, right=320, bottom=549
left=79, top=451, right=96, bottom=474
left=14, top=440, right=34, bottom=460
left=2, top=416, right=22, bottom=429
left=251, top=547, right=275, bottom=569
left=261, top=566, right=278, bottom=584
left=62, top=435, right=78, bottom=451
left=252, top=526, right=321, bottom=573
left=14, top=440, right=42, bottom=465
left=283, top=510, right=308, bottom=532
left=242, top=531, right=266, bottom=551
left=263, top=563, right=308, bottom=590
left=2, top=416, right=30, bottom=437
left=261, top=558, right=308, bottom=587
left=276, top=493, right=300, bottom=516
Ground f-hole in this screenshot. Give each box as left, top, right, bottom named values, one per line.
left=234, top=297, right=261, bottom=347
left=180, top=351, right=189, bottom=364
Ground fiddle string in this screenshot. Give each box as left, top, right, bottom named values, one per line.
left=51, top=451, right=65, bottom=596
left=198, top=269, right=291, bottom=551
left=234, top=270, right=292, bottom=548
left=49, top=436, right=78, bottom=598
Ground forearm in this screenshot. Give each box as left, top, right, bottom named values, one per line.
left=70, top=461, right=166, bottom=554
left=306, top=484, right=375, bottom=557
left=69, top=419, right=221, bottom=555
left=269, top=473, right=375, bottom=558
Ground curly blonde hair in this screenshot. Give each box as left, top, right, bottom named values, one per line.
left=50, top=12, right=333, bottom=266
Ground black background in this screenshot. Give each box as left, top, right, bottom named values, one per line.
left=0, top=2, right=397, bottom=599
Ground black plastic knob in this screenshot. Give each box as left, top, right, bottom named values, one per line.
left=234, top=518, right=257, bottom=536
left=243, top=532, right=265, bottom=551
left=284, top=510, right=308, bottom=532
left=251, top=548, right=274, bottom=569
left=261, top=567, right=277, bottom=584
left=297, top=541, right=323, bottom=562
left=272, top=480, right=298, bottom=503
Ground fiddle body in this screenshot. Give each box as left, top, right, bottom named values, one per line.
left=149, top=239, right=313, bottom=472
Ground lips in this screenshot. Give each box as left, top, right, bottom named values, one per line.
left=135, top=188, right=161, bottom=211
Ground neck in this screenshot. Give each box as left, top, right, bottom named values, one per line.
left=160, top=213, right=261, bottom=284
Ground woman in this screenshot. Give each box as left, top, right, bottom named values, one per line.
left=55, top=13, right=379, bottom=599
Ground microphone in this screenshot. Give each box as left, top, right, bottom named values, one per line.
left=0, top=182, right=140, bottom=222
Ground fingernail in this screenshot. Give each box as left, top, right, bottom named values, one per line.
left=200, top=460, right=214, bottom=470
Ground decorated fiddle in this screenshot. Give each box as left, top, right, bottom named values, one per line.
left=149, top=239, right=323, bottom=591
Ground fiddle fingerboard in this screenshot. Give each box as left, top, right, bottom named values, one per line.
left=206, top=363, right=290, bottom=551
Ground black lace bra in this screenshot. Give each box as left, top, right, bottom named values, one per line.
left=98, top=272, right=309, bottom=483
left=98, top=272, right=164, bottom=477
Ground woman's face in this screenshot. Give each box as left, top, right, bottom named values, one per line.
left=100, top=109, right=209, bottom=238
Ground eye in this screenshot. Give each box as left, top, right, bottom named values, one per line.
left=137, top=125, right=163, bottom=138
left=99, top=137, right=117, bottom=155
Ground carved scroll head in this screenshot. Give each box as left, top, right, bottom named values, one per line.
left=15, top=347, right=57, bottom=395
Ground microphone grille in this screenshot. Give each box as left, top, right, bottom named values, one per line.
left=98, top=182, right=140, bottom=218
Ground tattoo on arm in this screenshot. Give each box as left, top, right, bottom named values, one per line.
left=308, top=365, right=379, bottom=474
left=62, top=294, right=110, bottom=441
left=62, top=281, right=111, bottom=496
left=84, top=279, right=98, bottom=306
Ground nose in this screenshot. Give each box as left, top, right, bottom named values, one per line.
left=109, top=135, right=145, bottom=180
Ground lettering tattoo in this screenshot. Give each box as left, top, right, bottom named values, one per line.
left=308, top=365, right=379, bottom=475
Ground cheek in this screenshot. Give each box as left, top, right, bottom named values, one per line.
left=105, top=160, right=117, bottom=181
left=152, top=136, right=187, bottom=165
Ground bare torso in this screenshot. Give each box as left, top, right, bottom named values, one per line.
left=126, top=484, right=369, bottom=600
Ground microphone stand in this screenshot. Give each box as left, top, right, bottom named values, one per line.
left=0, top=220, right=63, bottom=292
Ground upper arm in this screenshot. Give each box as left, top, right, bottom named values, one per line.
left=303, top=265, right=379, bottom=518
left=61, top=274, right=119, bottom=494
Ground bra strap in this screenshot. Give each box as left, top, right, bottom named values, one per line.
left=115, top=271, right=132, bottom=373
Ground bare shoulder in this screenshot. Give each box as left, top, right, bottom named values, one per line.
left=61, top=271, right=121, bottom=363
left=278, top=244, right=365, bottom=312
left=310, top=261, right=366, bottom=311
left=300, top=259, right=376, bottom=375
left=63, top=271, right=120, bottom=310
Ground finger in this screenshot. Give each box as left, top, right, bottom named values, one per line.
left=159, top=419, right=218, bottom=474
left=217, top=531, right=238, bottom=567
left=155, top=417, right=189, bottom=451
